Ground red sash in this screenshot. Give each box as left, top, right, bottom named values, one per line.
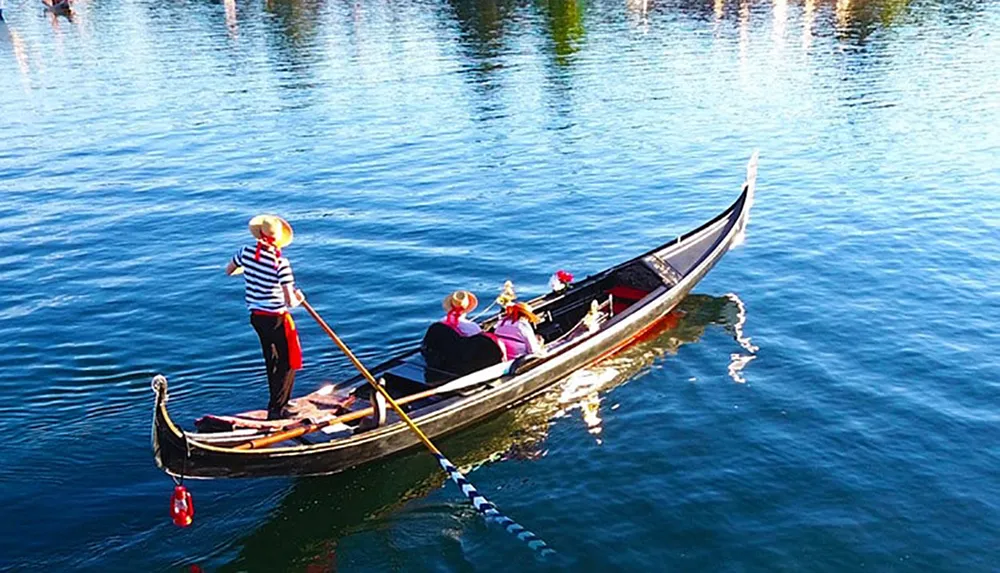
left=252, top=310, right=303, bottom=370
left=284, top=313, right=302, bottom=370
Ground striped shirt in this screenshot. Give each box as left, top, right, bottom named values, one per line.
left=231, top=245, right=295, bottom=313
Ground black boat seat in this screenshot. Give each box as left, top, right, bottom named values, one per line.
left=461, top=334, right=504, bottom=375
left=381, top=355, right=459, bottom=395
left=386, top=360, right=435, bottom=384
left=421, top=322, right=464, bottom=378
left=421, top=323, right=504, bottom=384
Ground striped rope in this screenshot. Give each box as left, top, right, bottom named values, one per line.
left=434, top=453, right=556, bottom=558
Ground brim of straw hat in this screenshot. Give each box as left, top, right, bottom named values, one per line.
left=511, top=302, right=540, bottom=324
left=249, top=215, right=294, bottom=249
left=443, top=291, right=478, bottom=313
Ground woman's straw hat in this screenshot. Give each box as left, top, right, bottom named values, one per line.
left=505, top=301, right=540, bottom=324
left=442, top=290, right=479, bottom=313
left=249, top=215, right=294, bottom=248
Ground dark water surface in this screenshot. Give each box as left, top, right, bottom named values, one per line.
left=2, top=0, right=999, bottom=570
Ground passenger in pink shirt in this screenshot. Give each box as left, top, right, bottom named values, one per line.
left=494, top=302, right=545, bottom=359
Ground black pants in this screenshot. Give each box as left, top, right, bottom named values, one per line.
left=250, top=313, right=297, bottom=420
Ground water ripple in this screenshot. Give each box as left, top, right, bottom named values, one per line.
left=2, top=0, right=1000, bottom=570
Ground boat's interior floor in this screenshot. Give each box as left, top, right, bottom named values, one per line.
left=196, top=395, right=354, bottom=432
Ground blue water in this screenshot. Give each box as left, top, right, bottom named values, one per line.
left=2, top=0, right=999, bottom=570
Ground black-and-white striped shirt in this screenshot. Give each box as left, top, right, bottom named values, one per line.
left=231, top=245, right=295, bottom=313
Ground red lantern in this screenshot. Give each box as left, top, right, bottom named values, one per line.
left=170, top=485, right=194, bottom=527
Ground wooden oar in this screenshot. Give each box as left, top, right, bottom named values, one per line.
left=300, top=299, right=556, bottom=557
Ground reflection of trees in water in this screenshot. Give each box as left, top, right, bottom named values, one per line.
left=832, top=0, right=915, bottom=42
left=444, top=0, right=520, bottom=114
left=539, top=0, right=586, bottom=66
left=219, top=292, right=754, bottom=572
left=446, top=0, right=586, bottom=68
left=534, top=0, right=586, bottom=120
left=706, top=0, right=988, bottom=43
left=834, top=0, right=990, bottom=42
left=262, top=0, right=324, bottom=91
left=441, top=0, right=590, bottom=119
left=441, top=0, right=988, bottom=122
left=447, top=0, right=517, bottom=57
left=265, top=0, right=323, bottom=47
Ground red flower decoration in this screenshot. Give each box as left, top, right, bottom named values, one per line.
left=556, top=270, right=574, bottom=284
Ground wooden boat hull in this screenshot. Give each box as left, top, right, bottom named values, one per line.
left=152, top=154, right=758, bottom=479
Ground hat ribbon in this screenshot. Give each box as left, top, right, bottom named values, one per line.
left=255, top=236, right=281, bottom=269
left=444, top=309, right=463, bottom=328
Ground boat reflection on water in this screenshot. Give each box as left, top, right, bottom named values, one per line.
left=218, top=292, right=755, bottom=572
left=535, top=292, right=756, bottom=445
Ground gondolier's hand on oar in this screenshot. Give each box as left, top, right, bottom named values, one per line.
left=285, top=285, right=305, bottom=307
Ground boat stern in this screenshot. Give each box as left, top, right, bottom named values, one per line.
left=150, top=375, right=188, bottom=477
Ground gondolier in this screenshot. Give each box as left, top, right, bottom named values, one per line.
left=226, top=214, right=305, bottom=420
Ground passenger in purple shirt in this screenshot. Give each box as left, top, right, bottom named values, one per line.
left=494, top=302, right=545, bottom=359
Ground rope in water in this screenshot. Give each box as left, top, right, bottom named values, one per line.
left=433, top=453, right=557, bottom=557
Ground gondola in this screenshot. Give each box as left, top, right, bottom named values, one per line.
left=151, top=153, right=758, bottom=479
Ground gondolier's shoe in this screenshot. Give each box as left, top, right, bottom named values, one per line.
left=279, top=405, right=300, bottom=419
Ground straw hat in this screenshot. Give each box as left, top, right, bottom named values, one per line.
left=249, top=215, right=294, bottom=248
left=442, top=290, right=479, bottom=313
left=505, top=301, right=540, bottom=324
